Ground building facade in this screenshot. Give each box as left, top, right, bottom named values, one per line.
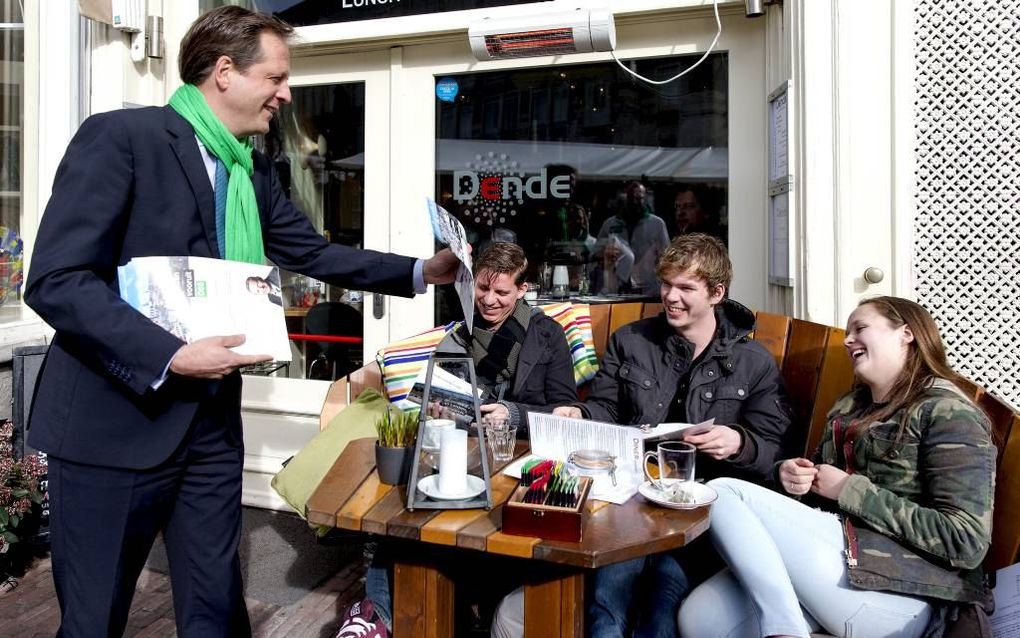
left=4, top=0, right=1017, bottom=508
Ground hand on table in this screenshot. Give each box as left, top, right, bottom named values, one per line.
left=682, top=425, right=743, bottom=460
left=170, top=335, right=271, bottom=379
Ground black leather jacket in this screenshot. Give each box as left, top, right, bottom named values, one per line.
left=580, top=299, right=796, bottom=483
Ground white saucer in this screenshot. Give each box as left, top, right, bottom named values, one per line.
left=417, top=474, right=486, bottom=501
left=638, top=481, right=718, bottom=510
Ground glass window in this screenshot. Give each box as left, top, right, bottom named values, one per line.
left=264, top=82, right=367, bottom=380
left=0, top=0, right=24, bottom=306
left=434, top=53, right=728, bottom=323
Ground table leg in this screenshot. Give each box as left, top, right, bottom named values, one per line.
left=393, top=559, right=454, bottom=638
left=523, top=572, right=584, bottom=638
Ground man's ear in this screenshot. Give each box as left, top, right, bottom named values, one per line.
left=709, top=283, right=726, bottom=305
left=212, top=55, right=234, bottom=91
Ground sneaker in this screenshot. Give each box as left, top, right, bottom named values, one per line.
left=335, top=598, right=389, bottom=638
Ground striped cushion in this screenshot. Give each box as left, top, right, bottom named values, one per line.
left=537, top=302, right=599, bottom=385
left=376, top=322, right=456, bottom=404
left=377, top=304, right=599, bottom=405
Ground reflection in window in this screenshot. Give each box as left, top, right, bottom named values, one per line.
left=435, top=53, right=728, bottom=322
left=267, top=83, right=366, bottom=380
left=0, top=1, right=23, bottom=306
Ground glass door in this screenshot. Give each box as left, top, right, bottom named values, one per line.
left=245, top=49, right=395, bottom=386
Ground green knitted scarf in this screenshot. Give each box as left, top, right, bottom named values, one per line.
left=169, top=84, right=264, bottom=264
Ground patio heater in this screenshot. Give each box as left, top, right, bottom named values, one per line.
left=468, top=8, right=616, bottom=61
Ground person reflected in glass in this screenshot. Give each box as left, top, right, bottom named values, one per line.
left=595, top=181, right=670, bottom=295
left=342, top=242, right=578, bottom=638
left=678, top=297, right=995, bottom=638
left=674, top=188, right=722, bottom=239
left=542, top=164, right=597, bottom=295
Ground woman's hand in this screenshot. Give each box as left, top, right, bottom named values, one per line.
left=811, top=464, right=850, bottom=500
left=779, top=458, right=817, bottom=495
left=553, top=406, right=583, bottom=419
left=480, top=403, right=509, bottom=424
left=682, top=425, right=743, bottom=460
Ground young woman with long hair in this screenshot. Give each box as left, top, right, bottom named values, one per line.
left=678, top=296, right=995, bottom=637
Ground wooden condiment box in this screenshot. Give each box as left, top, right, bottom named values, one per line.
left=501, top=476, right=593, bottom=542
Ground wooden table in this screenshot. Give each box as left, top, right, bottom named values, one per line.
left=306, top=438, right=710, bottom=638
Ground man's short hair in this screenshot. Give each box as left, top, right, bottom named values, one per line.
left=179, top=6, right=294, bottom=86
left=656, top=233, right=732, bottom=292
left=474, top=242, right=528, bottom=285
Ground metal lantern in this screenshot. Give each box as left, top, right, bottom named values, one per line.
left=406, top=352, right=493, bottom=510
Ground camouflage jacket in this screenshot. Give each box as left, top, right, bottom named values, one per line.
left=814, top=380, right=995, bottom=603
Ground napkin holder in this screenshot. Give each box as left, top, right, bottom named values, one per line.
left=502, top=476, right=593, bottom=542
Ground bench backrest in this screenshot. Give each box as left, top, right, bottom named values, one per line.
left=317, top=302, right=1020, bottom=571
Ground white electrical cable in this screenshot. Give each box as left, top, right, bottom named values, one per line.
left=610, top=0, right=722, bottom=86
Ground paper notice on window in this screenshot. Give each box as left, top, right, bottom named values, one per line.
left=992, top=561, right=1020, bottom=637
left=506, top=414, right=711, bottom=503
left=426, top=197, right=475, bottom=332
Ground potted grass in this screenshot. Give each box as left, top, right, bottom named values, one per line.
left=374, top=406, right=420, bottom=485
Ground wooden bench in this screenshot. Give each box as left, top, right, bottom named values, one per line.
left=318, top=302, right=1020, bottom=575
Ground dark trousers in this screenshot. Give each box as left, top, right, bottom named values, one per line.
left=588, top=535, right=722, bottom=638
left=48, top=400, right=250, bottom=638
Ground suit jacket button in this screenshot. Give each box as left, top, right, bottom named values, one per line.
left=705, top=391, right=713, bottom=399
left=737, top=389, right=746, bottom=397
left=643, top=379, right=652, bottom=387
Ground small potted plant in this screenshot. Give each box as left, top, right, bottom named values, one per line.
left=374, top=406, right=420, bottom=485
left=0, top=421, right=46, bottom=596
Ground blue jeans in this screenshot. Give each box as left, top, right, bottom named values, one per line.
left=678, top=478, right=932, bottom=637
left=365, top=545, right=393, bottom=630
left=589, top=553, right=690, bottom=638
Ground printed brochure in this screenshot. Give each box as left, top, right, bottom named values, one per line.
left=118, top=256, right=291, bottom=361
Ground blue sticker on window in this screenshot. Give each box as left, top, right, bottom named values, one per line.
left=436, top=77, right=459, bottom=103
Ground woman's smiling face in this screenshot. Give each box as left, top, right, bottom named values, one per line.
left=844, top=303, right=914, bottom=400
left=474, top=269, right=526, bottom=328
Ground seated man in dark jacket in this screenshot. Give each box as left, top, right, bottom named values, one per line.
left=491, top=233, right=795, bottom=638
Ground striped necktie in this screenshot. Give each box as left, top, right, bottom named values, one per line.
left=213, top=158, right=228, bottom=259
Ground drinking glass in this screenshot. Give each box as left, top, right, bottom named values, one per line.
left=484, top=419, right=517, bottom=462
left=643, top=441, right=696, bottom=492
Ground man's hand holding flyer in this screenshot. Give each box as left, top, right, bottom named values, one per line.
left=426, top=198, right=475, bottom=331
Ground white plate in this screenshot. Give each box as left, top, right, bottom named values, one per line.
left=638, top=481, right=718, bottom=510
left=417, top=474, right=486, bottom=501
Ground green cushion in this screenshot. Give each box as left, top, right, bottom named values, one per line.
left=270, top=388, right=388, bottom=532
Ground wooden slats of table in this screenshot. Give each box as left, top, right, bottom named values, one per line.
left=306, top=437, right=710, bottom=570
left=306, top=438, right=378, bottom=528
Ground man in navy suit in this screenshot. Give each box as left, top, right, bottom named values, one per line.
left=24, top=6, right=459, bottom=637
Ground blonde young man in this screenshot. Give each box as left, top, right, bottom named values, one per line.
left=492, top=234, right=794, bottom=638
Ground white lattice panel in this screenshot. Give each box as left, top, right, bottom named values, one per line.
left=914, top=0, right=1020, bottom=407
